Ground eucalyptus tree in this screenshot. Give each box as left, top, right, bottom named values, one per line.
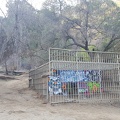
left=5, top=0, right=44, bottom=68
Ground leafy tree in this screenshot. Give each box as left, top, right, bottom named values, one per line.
left=60, top=0, right=120, bottom=51
left=1, top=0, right=120, bottom=70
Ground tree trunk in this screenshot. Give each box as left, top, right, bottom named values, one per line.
left=4, top=60, right=8, bottom=75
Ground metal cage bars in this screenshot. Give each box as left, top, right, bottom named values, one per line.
left=49, top=48, right=120, bottom=104
left=29, top=48, right=120, bottom=104
left=29, top=62, right=49, bottom=101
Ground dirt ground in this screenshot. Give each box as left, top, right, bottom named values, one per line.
left=0, top=74, right=120, bottom=120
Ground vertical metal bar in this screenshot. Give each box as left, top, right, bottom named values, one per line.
left=75, top=51, right=78, bottom=103
left=48, top=48, right=51, bottom=103
left=98, top=53, right=102, bottom=100
left=76, top=51, right=79, bottom=103
left=117, top=54, right=120, bottom=101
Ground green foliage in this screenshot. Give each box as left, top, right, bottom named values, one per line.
left=1, top=0, right=120, bottom=68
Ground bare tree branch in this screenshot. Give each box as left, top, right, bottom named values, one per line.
left=104, top=34, right=120, bottom=51
left=0, top=8, right=7, bottom=18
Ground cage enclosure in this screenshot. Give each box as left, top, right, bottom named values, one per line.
left=29, top=48, right=120, bottom=104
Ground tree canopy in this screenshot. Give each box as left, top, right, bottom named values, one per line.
left=0, top=0, right=120, bottom=70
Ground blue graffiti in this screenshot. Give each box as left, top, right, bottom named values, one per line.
left=48, top=70, right=101, bottom=95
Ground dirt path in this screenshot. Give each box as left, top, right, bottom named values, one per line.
left=0, top=74, right=120, bottom=120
